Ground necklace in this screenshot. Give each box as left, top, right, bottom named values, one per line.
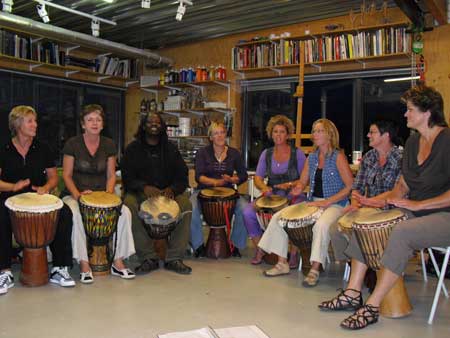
left=214, top=146, right=227, bottom=163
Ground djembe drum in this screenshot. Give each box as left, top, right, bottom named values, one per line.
left=198, top=187, right=239, bottom=259
left=352, top=209, right=412, bottom=318
left=139, top=196, right=181, bottom=259
left=278, top=203, right=323, bottom=273
left=5, top=193, right=63, bottom=286
left=255, top=195, right=288, bottom=264
left=79, top=191, right=122, bottom=276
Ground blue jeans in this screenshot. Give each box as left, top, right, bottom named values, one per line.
left=190, top=190, right=248, bottom=250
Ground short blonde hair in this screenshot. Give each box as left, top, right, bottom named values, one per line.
left=208, top=121, right=227, bottom=137
left=312, top=118, right=340, bottom=152
left=266, top=115, right=294, bottom=139
left=9, top=105, right=37, bottom=137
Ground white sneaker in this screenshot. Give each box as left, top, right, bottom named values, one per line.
left=80, top=271, right=94, bottom=284
left=0, top=271, right=14, bottom=295
left=49, top=267, right=76, bottom=287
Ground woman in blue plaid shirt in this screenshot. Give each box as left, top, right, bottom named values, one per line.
left=330, top=120, right=403, bottom=262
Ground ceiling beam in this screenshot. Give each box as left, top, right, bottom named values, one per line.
left=423, top=0, right=448, bottom=25
left=393, top=0, right=425, bottom=27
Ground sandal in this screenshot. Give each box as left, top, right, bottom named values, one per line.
left=318, top=288, right=363, bottom=311
left=264, top=262, right=290, bottom=277
left=302, top=269, right=320, bottom=287
left=340, top=304, right=379, bottom=330
left=251, top=248, right=265, bottom=265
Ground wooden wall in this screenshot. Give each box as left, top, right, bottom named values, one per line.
left=125, top=7, right=409, bottom=148
left=423, top=24, right=450, bottom=120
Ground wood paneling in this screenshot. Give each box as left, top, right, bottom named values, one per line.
left=423, top=24, right=450, bottom=121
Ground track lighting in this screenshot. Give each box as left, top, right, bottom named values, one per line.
left=141, top=0, right=151, bottom=9
left=91, top=19, right=100, bottom=37
left=37, top=3, right=50, bottom=23
left=2, top=0, right=13, bottom=13
left=175, top=0, right=192, bottom=22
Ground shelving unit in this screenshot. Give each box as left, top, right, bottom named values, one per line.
left=231, top=22, right=411, bottom=75
left=0, top=28, right=141, bottom=88
left=141, top=80, right=234, bottom=166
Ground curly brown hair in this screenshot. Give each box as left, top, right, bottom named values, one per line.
left=266, top=115, right=295, bottom=140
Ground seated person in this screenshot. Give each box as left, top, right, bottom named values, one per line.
left=319, top=85, right=450, bottom=329
left=243, top=115, right=306, bottom=265
left=259, top=118, right=353, bottom=287
left=62, top=104, right=135, bottom=284
left=122, top=112, right=192, bottom=275
left=1, top=105, right=74, bottom=295
left=190, top=122, right=248, bottom=257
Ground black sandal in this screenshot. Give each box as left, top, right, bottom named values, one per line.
left=340, top=304, right=379, bottom=330
left=318, top=288, right=363, bottom=311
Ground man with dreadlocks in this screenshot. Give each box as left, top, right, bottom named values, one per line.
left=122, top=112, right=192, bottom=275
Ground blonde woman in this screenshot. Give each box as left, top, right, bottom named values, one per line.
left=190, top=122, right=248, bottom=257
left=62, top=104, right=135, bottom=284
left=259, top=118, right=353, bottom=286
left=243, top=115, right=307, bottom=264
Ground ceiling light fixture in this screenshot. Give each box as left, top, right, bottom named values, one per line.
left=1, top=0, right=13, bottom=13
left=33, top=1, right=116, bottom=28
left=142, top=0, right=151, bottom=9
left=91, top=19, right=100, bottom=37
left=384, top=76, right=420, bottom=83
left=36, top=3, right=49, bottom=23
left=175, top=0, right=193, bottom=22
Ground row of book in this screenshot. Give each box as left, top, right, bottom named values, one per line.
left=0, top=28, right=139, bottom=79
left=231, top=26, right=411, bottom=70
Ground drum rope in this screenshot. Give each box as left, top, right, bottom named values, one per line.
left=223, top=203, right=234, bottom=253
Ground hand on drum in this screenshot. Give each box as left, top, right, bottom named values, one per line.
left=343, top=204, right=359, bottom=214
left=388, top=198, right=422, bottom=211
left=262, top=188, right=273, bottom=197
left=31, top=185, right=49, bottom=195
left=13, top=179, right=30, bottom=192
left=307, top=199, right=331, bottom=208
left=144, top=185, right=162, bottom=199
left=274, top=182, right=292, bottom=191
left=357, top=195, right=386, bottom=208
left=222, top=174, right=237, bottom=184
left=162, top=187, right=175, bottom=200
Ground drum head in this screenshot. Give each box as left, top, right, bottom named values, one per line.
left=5, top=192, right=63, bottom=213
left=79, top=191, right=121, bottom=208
left=200, top=187, right=236, bottom=198
left=279, top=203, right=319, bottom=220
left=255, top=195, right=288, bottom=209
left=338, top=207, right=379, bottom=230
left=139, top=196, right=180, bottom=225
left=353, top=209, right=405, bottom=226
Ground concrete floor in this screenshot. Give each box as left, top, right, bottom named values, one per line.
left=1, top=249, right=449, bottom=338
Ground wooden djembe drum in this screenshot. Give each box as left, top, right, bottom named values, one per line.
left=198, top=187, right=239, bottom=259
left=6, top=192, right=63, bottom=286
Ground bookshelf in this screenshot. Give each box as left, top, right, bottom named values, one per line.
left=231, top=22, right=411, bottom=74
left=0, top=27, right=140, bottom=88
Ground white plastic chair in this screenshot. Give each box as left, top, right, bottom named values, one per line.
left=427, top=246, right=450, bottom=324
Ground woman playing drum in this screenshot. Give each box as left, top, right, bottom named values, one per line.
left=330, top=120, right=403, bottom=262
left=190, top=122, right=248, bottom=257
left=62, top=104, right=135, bottom=284
left=259, top=118, right=353, bottom=286
left=319, top=85, right=450, bottom=330
left=0, top=106, right=75, bottom=294
left=242, top=115, right=306, bottom=265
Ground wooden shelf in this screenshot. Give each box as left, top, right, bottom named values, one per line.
left=141, top=80, right=230, bottom=90
left=0, top=54, right=140, bottom=88
left=168, top=135, right=209, bottom=138
left=235, top=21, right=409, bottom=47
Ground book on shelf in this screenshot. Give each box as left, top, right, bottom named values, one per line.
left=232, top=25, right=411, bottom=70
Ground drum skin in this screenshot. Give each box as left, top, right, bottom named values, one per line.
left=255, top=195, right=288, bottom=231
left=79, top=192, right=122, bottom=276
left=139, top=196, right=180, bottom=239
left=352, top=209, right=412, bottom=318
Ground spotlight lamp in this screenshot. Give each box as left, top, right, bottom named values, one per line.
left=91, top=19, right=100, bottom=37
left=141, top=0, right=151, bottom=9
left=36, top=3, right=50, bottom=23
left=175, top=0, right=193, bottom=22
left=2, top=0, right=13, bottom=13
